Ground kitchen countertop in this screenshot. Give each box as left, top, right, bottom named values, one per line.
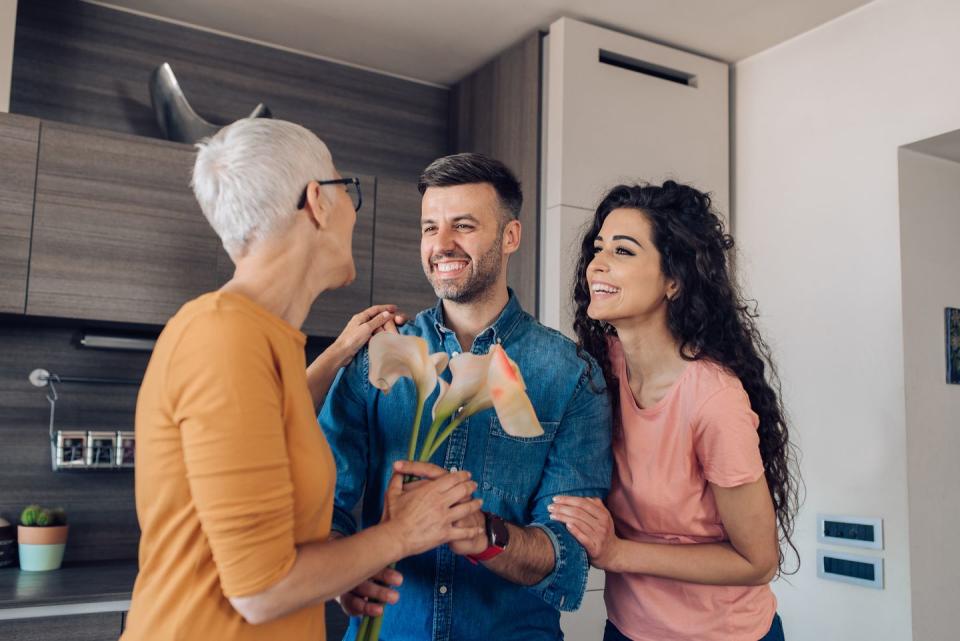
left=0, top=561, right=348, bottom=639
left=0, top=560, right=137, bottom=610
left=0, top=559, right=348, bottom=637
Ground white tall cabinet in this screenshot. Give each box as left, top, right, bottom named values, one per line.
left=538, top=18, right=729, bottom=638
left=540, top=17, right=729, bottom=339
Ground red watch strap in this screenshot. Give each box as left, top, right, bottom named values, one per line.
left=466, top=545, right=505, bottom=565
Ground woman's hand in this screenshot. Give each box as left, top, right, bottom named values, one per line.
left=327, top=304, right=407, bottom=370
left=548, top=496, right=622, bottom=570
left=306, top=304, right=406, bottom=408
left=391, top=461, right=489, bottom=556
left=381, top=461, right=484, bottom=558
left=337, top=565, right=403, bottom=618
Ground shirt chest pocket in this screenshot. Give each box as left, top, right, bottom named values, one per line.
left=482, top=417, right=560, bottom=507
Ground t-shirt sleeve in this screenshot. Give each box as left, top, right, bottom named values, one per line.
left=692, top=384, right=765, bottom=488
left=168, top=310, right=297, bottom=598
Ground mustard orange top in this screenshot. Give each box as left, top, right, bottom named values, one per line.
left=122, top=292, right=336, bottom=641
left=604, top=337, right=776, bottom=641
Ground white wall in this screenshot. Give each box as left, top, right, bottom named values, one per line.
left=898, top=146, right=960, bottom=641
left=734, top=0, right=960, bottom=639
left=540, top=17, right=728, bottom=337
left=0, top=0, right=16, bottom=113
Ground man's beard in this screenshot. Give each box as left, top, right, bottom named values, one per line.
left=425, top=238, right=503, bottom=304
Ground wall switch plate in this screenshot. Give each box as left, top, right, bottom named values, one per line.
left=817, top=549, right=884, bottom=589
left=817, top=514, right=883, bottom=549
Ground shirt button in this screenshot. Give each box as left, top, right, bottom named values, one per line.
left=449, top=466, right=458, bottom=472
left=439, top=585, right=448, bottom=595
left=451, top=351, right=459, bottom=357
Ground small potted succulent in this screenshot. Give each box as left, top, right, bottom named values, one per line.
left=18, top=505, right=69, bottom=571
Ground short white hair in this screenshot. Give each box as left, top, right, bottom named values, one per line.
left=191, top=118, right=336, bottom=256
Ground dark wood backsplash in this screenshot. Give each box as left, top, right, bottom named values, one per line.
left=11, top=0, right=449, bottom=182
left=0, top=316, right=332, bottom=563
left=0, top=320, right=148, bottom=562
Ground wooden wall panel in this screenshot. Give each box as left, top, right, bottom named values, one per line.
left=0, top=113, right=39, bottom=314
left=0, top=322, right=149, bottom=563
left=301, top=174, right=376, bottom=336
left=373, top=178, right=438, bottom=316
left=0, top=316, right=336, bottom=565
left=11, top=0, right=448, bottom=182
left=450, top=34, right=542, bottom=316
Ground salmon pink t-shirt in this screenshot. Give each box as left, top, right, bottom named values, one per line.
left=604, top=337, right=776, bottom=641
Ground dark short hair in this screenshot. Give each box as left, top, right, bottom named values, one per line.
left=417, top=152, right=522, bottom=221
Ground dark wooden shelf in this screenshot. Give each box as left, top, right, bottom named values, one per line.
left=0, top=560, right=137, bottom=609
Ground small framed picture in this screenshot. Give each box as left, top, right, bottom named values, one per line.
left=946, top=308, right=960, bottom=384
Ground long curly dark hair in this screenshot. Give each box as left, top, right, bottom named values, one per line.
left=573, top=180, right=801, bottom=575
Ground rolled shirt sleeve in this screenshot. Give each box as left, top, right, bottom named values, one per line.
left=527, top=362, right=613, bottom=611
left=169, top=311, right=297, bottom=598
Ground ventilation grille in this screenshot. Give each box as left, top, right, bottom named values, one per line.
left=598, top=49, right=697, bottom=88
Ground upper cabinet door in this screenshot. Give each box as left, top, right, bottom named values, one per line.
left=298, top=173, right=375, bottom=337
left=373, top=177, right=437, bottom=317
left=0, top=113, right=40, bottom=314
left=27, top=122, right=221, bottom=325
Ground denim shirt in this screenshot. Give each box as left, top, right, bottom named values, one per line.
left=318, top=291, right=612, bottom=641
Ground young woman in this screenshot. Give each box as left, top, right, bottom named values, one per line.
left=549, top=181, right=799, bottom=641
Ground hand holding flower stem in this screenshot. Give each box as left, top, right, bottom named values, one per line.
left=357, top=335, right=542, bottom=641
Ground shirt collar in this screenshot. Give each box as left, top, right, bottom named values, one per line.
left=429, top=288, right=524, bottom=347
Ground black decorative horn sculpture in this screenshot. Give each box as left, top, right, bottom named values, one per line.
left=149, top=62, right=272, bottom=144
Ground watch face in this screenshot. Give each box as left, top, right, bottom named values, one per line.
left=488, top=513, right=509, bottom=549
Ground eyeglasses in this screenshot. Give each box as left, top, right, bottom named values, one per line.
left=298, top=177, right=362, bottom=212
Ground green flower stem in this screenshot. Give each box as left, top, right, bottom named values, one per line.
left=420, top=415, right=465, bottom=462
left=357, top=558, right=398, bottom=641
left=406, top=395, right=427, bottom=461
left=357, top=615, right=371, bottom=640
left=418, top=415, right=448, bottom=463
left=368, top=610, right=385, bottom=641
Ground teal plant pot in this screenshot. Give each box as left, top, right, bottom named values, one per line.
left=18, top=543, right=66, bottom=571
left=17, top=525, right=68, bottom=572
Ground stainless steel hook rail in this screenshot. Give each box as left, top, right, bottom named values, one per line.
left=29, top=369, right=141, bottom=388
left=28, top=369, right=139, bottom=471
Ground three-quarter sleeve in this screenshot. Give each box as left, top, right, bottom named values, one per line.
left=168, top=310, right=297, bottom=598
left=692, top=385, right=765, bottom=488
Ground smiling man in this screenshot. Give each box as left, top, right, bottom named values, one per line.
left=317, top=153, right=612, bottom=641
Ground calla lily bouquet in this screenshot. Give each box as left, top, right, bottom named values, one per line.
left=356, top=332, right=542, bottom=641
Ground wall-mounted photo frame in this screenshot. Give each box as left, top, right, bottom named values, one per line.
left=946, top=308, right=960, bottom=384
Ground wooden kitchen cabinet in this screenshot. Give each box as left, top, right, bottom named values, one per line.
left=0, top=612, right=123, bottom=641
left=0, top=115, right=387, bottom=336
left=26, top=121, right=222, bottom=326
left=24, top=121, right=375, bottom=335
left=0, top=113, right=40, bottom=314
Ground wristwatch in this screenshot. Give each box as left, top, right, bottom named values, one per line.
left=466, top=512, right=509, bottom=565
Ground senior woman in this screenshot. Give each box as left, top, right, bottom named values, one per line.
left=121, top=118, right=483, bottom=641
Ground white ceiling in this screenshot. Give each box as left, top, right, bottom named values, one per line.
left=91, top=0, right=873, bottom=87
